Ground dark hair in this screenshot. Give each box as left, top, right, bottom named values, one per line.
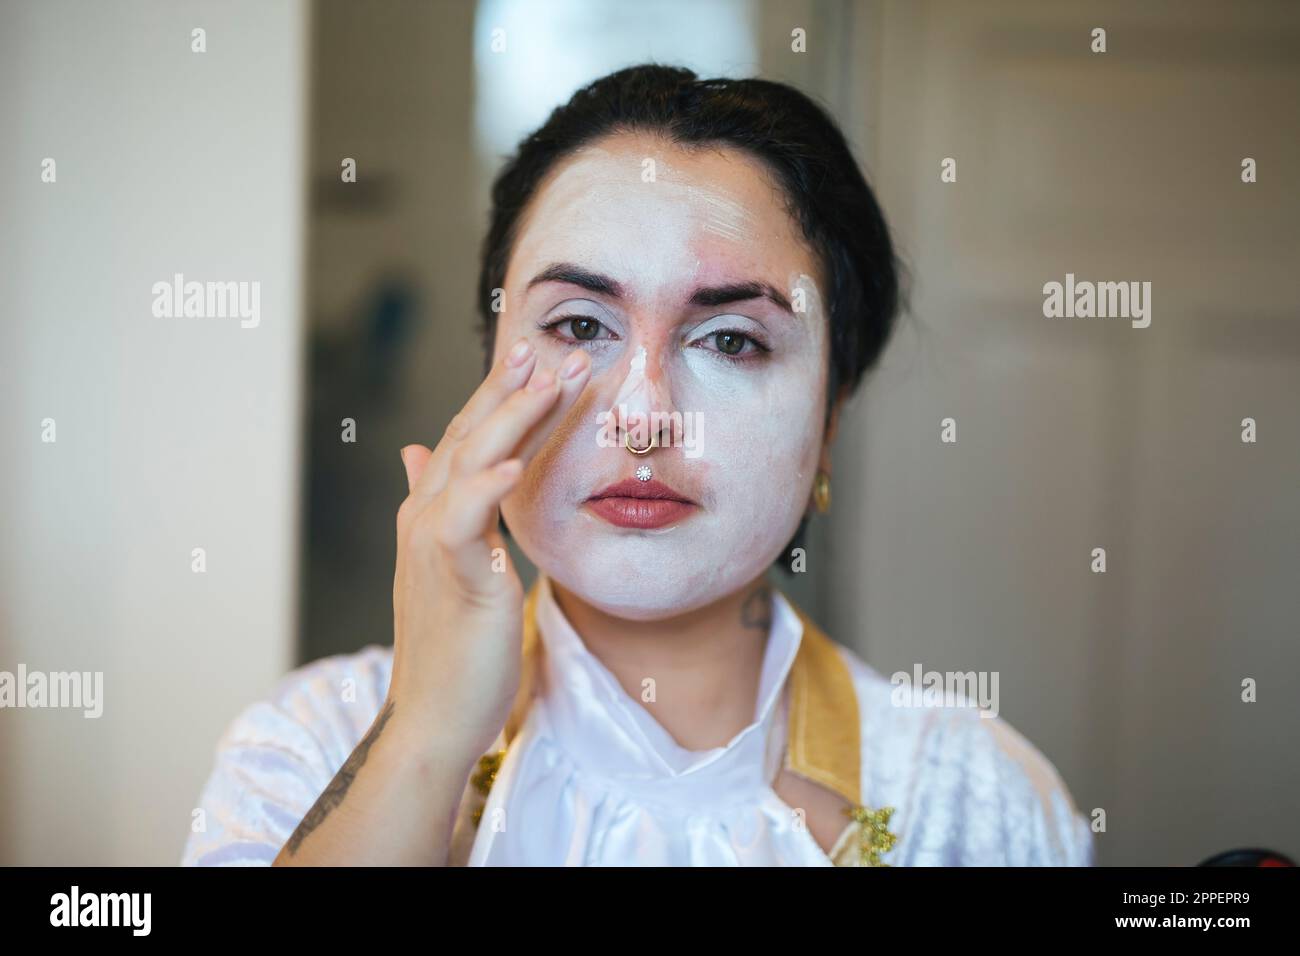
left=478, top=63, right=904, bottom=573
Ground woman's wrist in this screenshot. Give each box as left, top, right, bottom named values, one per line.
left=380, top=697, right=485, bottom=778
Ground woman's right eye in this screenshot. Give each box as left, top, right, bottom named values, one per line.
left=538, top=315, right=617, bottom=344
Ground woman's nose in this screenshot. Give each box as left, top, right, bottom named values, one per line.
left=603, top=343, right=676, bottom=450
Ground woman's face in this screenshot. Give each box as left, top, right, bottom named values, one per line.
left=494, top=130, right=830, bottom=620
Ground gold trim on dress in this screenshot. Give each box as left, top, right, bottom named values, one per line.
left=779, top=594, right=861, bottom=807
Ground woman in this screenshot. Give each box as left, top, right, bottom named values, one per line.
left=182, top=64, right=1092, bottom=867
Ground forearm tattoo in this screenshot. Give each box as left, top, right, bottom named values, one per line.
left=285, top=698, right=397, bottom=855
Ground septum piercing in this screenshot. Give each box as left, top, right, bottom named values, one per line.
left=635, top=465, right=652, bottom=482
left=624, top=431, right=657, bottom=455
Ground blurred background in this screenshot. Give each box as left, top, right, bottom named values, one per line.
left=1, top=0, right=1297, bottom=866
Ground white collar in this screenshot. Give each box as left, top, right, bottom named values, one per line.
left=530, top=573, right=804, bottom=803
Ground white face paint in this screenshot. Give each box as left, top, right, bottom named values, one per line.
left=614, top=344, right=648, bottom=405
left=494, top=131, right=830, bottom=620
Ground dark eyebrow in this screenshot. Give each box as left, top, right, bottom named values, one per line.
left=689, top=281, right=793, bottom=314
left=526, top=262, right=794, bottom=315
left=527, top=263, right=625, bottom=299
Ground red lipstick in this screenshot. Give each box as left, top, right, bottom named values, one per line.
left=585, top=477, right=698, bottom=530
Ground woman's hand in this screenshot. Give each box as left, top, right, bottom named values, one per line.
left=387, top=339, right=592, bottom=766
left=274, top=340, right=591, bottom=866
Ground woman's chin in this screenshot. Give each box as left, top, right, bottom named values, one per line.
left=557, top=587, right=718, bottom=622
left=535, top=540, right=780, bottom=623
left=538, top=559, right=735, bottom=622
left=513, top=505, right=789, bottom=619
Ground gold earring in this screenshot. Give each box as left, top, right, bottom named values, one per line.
left=813, top=471, right=831, bottom=514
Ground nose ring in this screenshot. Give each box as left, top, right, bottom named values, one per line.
left=624, top=431, right=657, bottom=455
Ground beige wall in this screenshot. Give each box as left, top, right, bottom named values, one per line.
left=826, top=0, right=1300, bottom=865
left=0, top=0, right=309, bottom=864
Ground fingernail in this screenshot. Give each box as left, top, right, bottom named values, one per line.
left=559, top=350, right=588, bottom=380
left=506, top=338, right=532, bottom=367
left=527, top=368, right=556, bottom=391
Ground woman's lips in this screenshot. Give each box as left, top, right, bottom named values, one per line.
left=585, top=477, right=698, bottom=529
left=584, top=496, right=697, bottom=529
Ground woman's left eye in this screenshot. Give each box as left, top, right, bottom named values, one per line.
left=692, top=329, right=771, bottom=364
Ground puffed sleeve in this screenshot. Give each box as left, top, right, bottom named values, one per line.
left=180, top=647, right=392, bottom=866
left=979, top=715, right=1095, bottom=866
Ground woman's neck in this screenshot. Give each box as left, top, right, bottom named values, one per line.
left=548, top=576, right=775, bottom=752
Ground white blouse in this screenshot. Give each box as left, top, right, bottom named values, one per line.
left=463, top=573, right=834, bottom=865
left=182, top=575, right=1094, bottom=866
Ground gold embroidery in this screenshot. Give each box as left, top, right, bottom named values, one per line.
left=832, top=804, right=898, bottom=867
left=469, top=749, right=505, bottom=828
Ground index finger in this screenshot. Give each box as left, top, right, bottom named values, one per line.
left=414, top=336, right=537, bottom=499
